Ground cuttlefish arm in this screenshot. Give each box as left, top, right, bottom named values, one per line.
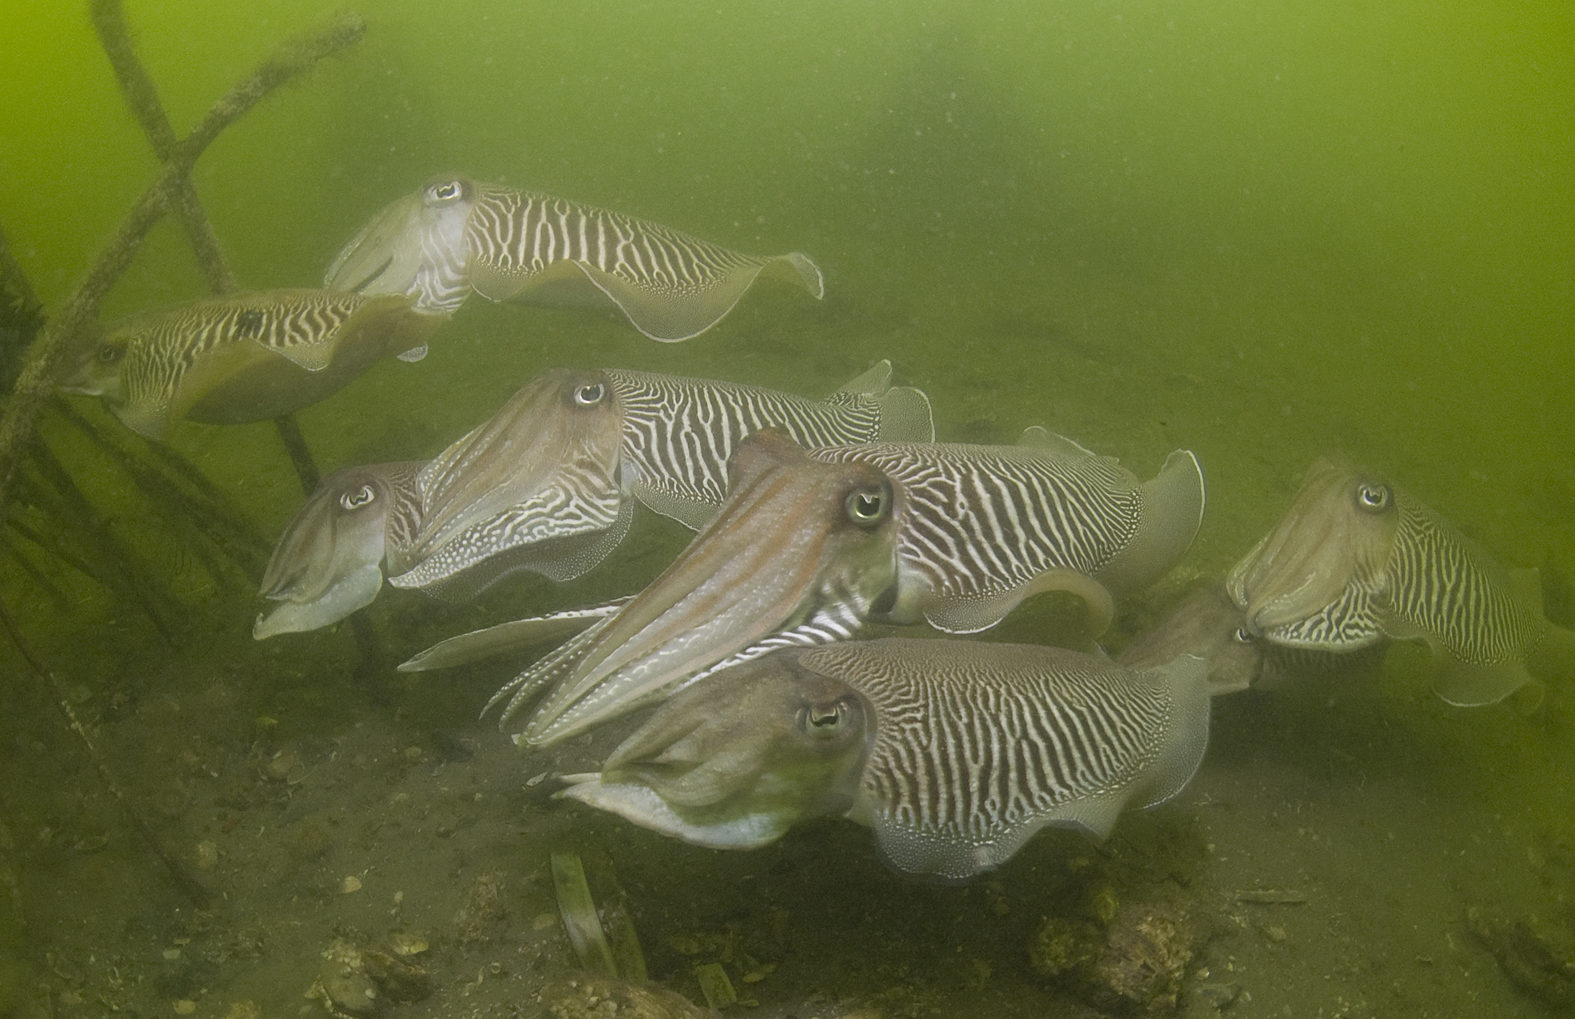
left=387, top=368, right=627, bottom=590
left=1226, top=456, right=1400, bottom=642
left=557, top=655, right=868, bottom=849
left=398, top=599, right=632, bottom=672
left=510, top=428, right=900, bottom=746
left=253, top=461, right=424, bottom=640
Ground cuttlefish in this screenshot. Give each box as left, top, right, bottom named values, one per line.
left=558, top=638, right=1210, bottom=881
left=253, top=461, right=424, bottom=640
left=253, top=362, right=930, bottom=638
left=59, top=289, right=442, bottom=439
left=410, top=428, right=1202, bottom=745
left=1226, top=456, right=1575, bottom=706
left=326, top=174, right=823, bottom=341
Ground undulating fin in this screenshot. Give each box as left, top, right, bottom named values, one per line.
left=922, top=567, right=1117, bottom=637
left=758, top=251, right=825, bottom=300
left=464, top=184, right=822, bottom=341
left=1094, top=450, right=1205, bottom=596
left=398, top=599, right=632, bottom=673
left=832, top=360, right=893, bottom=395
left=873, top=387, right=935, bottom=442
left=476, top=257, right=764, bottom=342
left=623, top=483, right=714, bottom=532
left=1016, top=425, right=1098, bottom=460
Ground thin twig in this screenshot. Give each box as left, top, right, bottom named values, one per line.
left=0, top=592, right=211, bottom=910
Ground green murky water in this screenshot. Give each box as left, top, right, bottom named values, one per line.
left=1, top=2, right=1572, bottom=1017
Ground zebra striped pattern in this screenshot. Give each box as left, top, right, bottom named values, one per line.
left=1260, top=582, right=1385, bottom=651
left=812, top=443, right=1144, bottom=602
left=804, top=640, right=1175, bottom=842
left=467, top=186, right=768, bottom=296
left=1383, top=496, right=1541, bottom=666
left=607, top=369, right=886, bottom=508
left=116, top=290, right=370, bottom=411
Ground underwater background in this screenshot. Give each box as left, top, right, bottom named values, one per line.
left=1, top=1, right=1572, bottom=1017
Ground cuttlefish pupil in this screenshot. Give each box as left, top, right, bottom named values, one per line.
left=574, top=383, right=607, bottom=406
left=426, top=180, right=465, bottom=204
left=844, top=487, right=889, bottom=526
left=802, top=699, right=855, bottom=736
left=339, top=485, right=377, bottom=511
left=1354, top=481, right=1392, bottom=514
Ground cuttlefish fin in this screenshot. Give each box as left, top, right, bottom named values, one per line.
left=398, top=598, right=632, bottom=673
left=829, top=359, right=934, bottom=442
left=833, top=360, right=892, bottom=395
left=1096, top=449, right=1206, bottom=596
left=758, top=251, right=824, bottom=300
left=629, top=481, right=715, bottom=532
left=923, top=568, right=1117, bottom=637
left=253, top=562, right=384, bottom=641
left=111, top=400, right=177, bottom=441
left=472, top=254, right=819, bottom=342
left=265, top=293, right=422, bottom=372
left=1016, top=425, right=1098, bottom=461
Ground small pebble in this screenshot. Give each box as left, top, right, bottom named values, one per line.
left=173, top=999, right=196, bottom=1015
left=340, top=876, right=363, bottom=894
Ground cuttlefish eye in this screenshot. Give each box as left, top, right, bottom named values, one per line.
left=799, top=698, right=854, bottom=738
left=426, top=179, right=465, bottom=204
left=1233, top=627, right=1255, bottom=645
left=574, top=383, right=607, bottom=406
left=844, top=486, right=889, bottom=526
left=1353, top=481, right=1391, bottom=514
left=339, top=484, right=378, bottom=511
left=95, top=343, right=125, bottom=366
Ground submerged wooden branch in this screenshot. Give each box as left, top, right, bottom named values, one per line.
left=90, top=0, right=236, bottom=294
left=0, top=9, right=365, bottom=514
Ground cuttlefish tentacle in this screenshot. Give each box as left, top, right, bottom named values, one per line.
left=559, top=639, right=1210, bottom=880
left=511, top=429, right=900, bottom=745
left=253, top=461, right=425, bottom=640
